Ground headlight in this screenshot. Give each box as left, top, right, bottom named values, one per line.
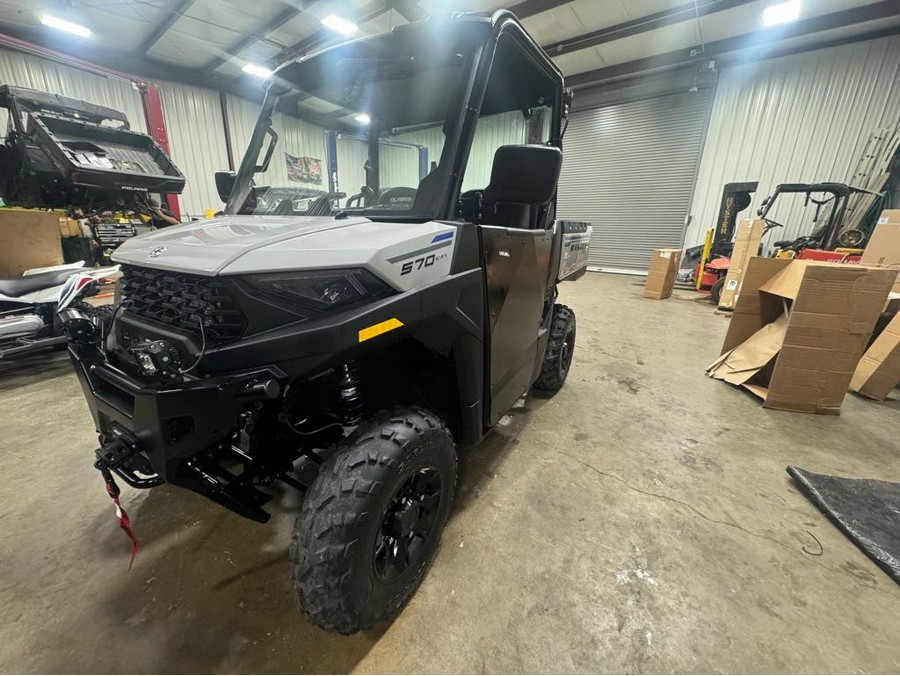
left=244, top=268, right=392, bottom=313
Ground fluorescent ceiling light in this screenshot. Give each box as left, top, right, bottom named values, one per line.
left=321, top=14, right=358, bottom=36
left=762, top=0, right=801, bottom=27
left=40, top=15, right=91, bottom=37
left=354, top=113, right=371, bottom=125
left=242, top=63, right=273, bottom=79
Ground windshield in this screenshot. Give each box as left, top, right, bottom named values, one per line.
left=225, top=21, right=490, bottom=219
left=225, top=20, right=561, bottom=221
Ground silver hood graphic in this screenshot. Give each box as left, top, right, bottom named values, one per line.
left=112, top=215, right=370, bottom=275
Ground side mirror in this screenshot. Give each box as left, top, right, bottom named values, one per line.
left=215, top=171, right=236, bottom=202
left=484, top=145, right=562, bottom=206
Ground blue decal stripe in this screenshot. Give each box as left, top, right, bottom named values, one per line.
left=431, top=231, right=454, bottom=243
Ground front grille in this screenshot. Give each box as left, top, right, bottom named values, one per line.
left=120, top=265, right=246, bottom=344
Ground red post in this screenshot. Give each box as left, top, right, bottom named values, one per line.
left=138, top=83, right=181, bottom=219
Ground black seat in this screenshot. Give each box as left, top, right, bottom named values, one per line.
left=481, top=145, right=562, bottom=229
left=0, top=267, right=81, bottom=298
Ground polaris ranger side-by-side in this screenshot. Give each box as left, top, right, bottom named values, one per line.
left=66, top=10, right=592, bottom=634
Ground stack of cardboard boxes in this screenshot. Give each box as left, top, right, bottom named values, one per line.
left=706, top=258, right=896, bottom=413
left=706, top=208, right=900, bottom=410
left=851, top=209, right=900, bottom=401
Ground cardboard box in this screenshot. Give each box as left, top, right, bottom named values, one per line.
left=643, top=248, right=681, bottom=300
left=861, top=209, right=900, bottom=293
left=0, top=209, right=64, bottom=277
left=718, top=218, right=764, bottom=310
left=850, top=312, right=900, bottom=401
left=59, top=217, right=82, bottom=238
left=706, top=258, right=897, bottom=414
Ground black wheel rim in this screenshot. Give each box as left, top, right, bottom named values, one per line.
left=560, top=329, right=575, bottom=375
left=373, top=468, right=442, bottom=582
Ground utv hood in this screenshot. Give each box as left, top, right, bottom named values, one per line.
left=111, top=215, right=459, bottom=293
left=112, top=215, right=371, bottom=275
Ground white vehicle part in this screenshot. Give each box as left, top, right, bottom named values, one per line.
left=57, top=266, right=120, bottom=311
left=112, top=215, right=457, bottom=293
left=23, top=260, right=86, bottom=276
left=0, top=313, right=45, bottom=339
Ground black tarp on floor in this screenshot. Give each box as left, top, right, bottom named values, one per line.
left=788, top=466, right=900, bottom=584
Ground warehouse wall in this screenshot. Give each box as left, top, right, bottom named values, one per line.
left=157, top=81, right=230, bottom=218
left=687, top=34, right=900, bottom=249
left=0, top=48, right=146, bottom=132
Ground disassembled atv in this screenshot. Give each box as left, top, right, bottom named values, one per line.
left=65, top=10, right=592, bottom=634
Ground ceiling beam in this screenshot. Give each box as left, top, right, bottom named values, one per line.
left=0, top=25, right=353, bottom=132
left=507, top=0, right=573, bottom=21
left=203, top=2, right=316, bottom=74
left=566, top=0, right=900, bottom=88
left=542, top=0, right=758, bottom=58
left=272, top=1, right=390, bottom=66
left=391, top=0, right=428, bottom=23
left=138, top=0, right=195, bottom=56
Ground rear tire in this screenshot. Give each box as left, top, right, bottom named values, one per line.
left=533, top=304, right=576, bottom=396
left=710, top=277, right=725, bottom=306
left=290, top=407, right=456, bottom=634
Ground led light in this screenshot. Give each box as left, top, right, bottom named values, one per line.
left=762, top=0, right=801, bottom=27
left=321, top=14, right=358, bottom=36
left=354, top=113, right=371, bottom=125
left=242, top=63, right=273, bottom=79
left=40, top=15, right=91, bottom=37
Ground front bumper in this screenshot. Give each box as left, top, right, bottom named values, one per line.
left=71, top=348, right=284, bottom=521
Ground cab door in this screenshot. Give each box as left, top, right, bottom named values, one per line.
left=482, top=225, right=552, bottom=425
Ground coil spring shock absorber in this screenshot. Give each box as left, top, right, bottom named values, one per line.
left=336, top=361, right=363, bottom=425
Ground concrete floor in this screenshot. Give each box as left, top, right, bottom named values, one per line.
left=1, top=272, right=899, bottom=674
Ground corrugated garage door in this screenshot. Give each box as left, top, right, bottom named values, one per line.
left=557, top=89, right=712, bottom=273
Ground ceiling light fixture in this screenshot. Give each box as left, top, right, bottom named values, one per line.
left=40, top=15, right=91, bottom=38
left=321, top=14, right=358, bottom=36
left=762, top=0, right=801, bottom=27
left=354, top=113, right=371, bottom=125
left=242, top=63, right=273, bottom=79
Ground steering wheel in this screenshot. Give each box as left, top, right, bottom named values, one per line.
left=763, top=218, right=786, bottom=232
left=376, top=187, right=417, bottom=209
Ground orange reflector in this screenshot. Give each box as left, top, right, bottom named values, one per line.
left=358, top=317, right=404, bottom=343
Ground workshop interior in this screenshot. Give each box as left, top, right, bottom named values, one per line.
left=0, top=0, right=899, bottom=674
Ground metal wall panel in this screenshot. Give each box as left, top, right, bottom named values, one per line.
left=394, top=126, right=445, bottom=170
left=379, top=144, right=419, bottom=187
left=687, top=34, right=900, bottom=250
left=0, top=48, right=146, bottom=132
left=557, top=90, right=712, bottom=272
left=156, top=80, right=230, bottom=218
left=335, top=135, right=367, bottom=205
left=462, top=111, right=526, bottom=191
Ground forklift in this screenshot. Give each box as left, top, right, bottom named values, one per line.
left=691, top=181, right=883, bottom=304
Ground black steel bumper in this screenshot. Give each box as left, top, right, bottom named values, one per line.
left=70, top=348, right=284, bottom=521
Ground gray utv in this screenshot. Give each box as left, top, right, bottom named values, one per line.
left=65, top=9, right=592, bottom=634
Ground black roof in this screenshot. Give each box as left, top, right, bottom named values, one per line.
left=269, top=11, right=562, bottom=130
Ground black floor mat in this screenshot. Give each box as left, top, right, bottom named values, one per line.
left=787, top=466, right=900, bottom=584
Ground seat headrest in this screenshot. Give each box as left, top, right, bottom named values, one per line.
left=484, top=145, right=562, bottom=206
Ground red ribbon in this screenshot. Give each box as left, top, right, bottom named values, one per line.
left=104, top=477, right=139, bottom=570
